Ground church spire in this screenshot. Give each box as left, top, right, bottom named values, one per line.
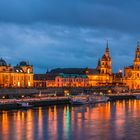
left=136, top=41, right=140, bottom=51
left=135, top=42, right=140, bottom=59
left=98, top=58, right=101, bottom=66
left=106, top=40, right=109, bottom=52
left=96, top=58, right=101, bottom=70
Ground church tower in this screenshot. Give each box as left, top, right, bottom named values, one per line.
left=134, top=42, right=140, bottom=70
left=100, top=41, right=112, bottom=75
left=96, top=58, right=101, bottom=70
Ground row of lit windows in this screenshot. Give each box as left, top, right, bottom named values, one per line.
left=56, top=78, right=87, bottom=82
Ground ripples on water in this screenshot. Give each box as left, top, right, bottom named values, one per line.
left=0, top=100, right=140, bottom=140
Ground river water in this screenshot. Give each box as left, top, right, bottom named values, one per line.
left=0, top=100, right=140, bottom=140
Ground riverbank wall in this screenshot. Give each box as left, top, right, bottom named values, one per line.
left=0, top=86, right=129, bottom=97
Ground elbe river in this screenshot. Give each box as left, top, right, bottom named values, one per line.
left=0, top=100, right=140, bottom=140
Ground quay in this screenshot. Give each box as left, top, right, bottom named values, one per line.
left=0, top=87, right=139, bottom=110
left=0, top=92, right=140, bottom=110
left=107, top=93, right=136, bottom=100
left=0, top=97, right=70, bottom=110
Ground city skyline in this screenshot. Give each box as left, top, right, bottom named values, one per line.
left=0, top=0, right=140, bottom=73
left=0, top=43, right=138, bottom=74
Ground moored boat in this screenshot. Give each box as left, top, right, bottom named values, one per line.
left=135, top=95, right=140, bottom=99
left=70, top=96, right=88, bottom=105
left=70, top=94, right=109, bottom=105
left=94, top=95, right=109, bottom=103
left=17, top=102, right=33, bottom=109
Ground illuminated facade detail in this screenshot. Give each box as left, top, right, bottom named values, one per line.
left=100, top=43, right=112, bottom=75
left=36, top=68, right=88, bottom=88
left=87, top=43, right=113, bottom=86
left=34, top=74, right=47, bottom=88
left=34, top=43, right=140, bottom=89
left=124, top=43, right=140, bottom=89
left=47, top=73, right=88, bottom=87
left=0, top=59, right=33, bottom=88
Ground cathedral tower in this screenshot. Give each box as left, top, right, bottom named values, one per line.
left=100, top=41, right=112, bottom=75
left=134, top=42, right=140, bottom=70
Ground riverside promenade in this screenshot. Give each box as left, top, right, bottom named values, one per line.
left=0, top=96, right=70, bottom=110
left=0, top=87, right=139, bottom=110
left=0, top=86, right=129, bottom=97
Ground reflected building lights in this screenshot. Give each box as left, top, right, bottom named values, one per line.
left=38, top=107, right=43, bottom=140
left=2, top=111, right=9, bottom=140
left=26, top=110, right=33, bottom=140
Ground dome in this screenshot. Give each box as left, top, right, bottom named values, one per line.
left=0, top=58, right=7, bottom=66
left=19, top=61, right=28, bottom=66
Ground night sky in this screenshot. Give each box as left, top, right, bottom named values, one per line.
left=0, top=0, right=139, bottom=73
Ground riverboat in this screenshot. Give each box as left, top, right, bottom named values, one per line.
left=17, top=102, right=33, bottom=108
left=70, top=94, right=109, bottom=105
left=70, top=95, right=88, bottom=105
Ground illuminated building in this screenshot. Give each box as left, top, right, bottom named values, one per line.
left=34, top=43, right=140, bottom=90
left=86, top=43, right=113, bottom=86
left=34, top=74, right=47, bottom=88
left=0, top=58, right=33, bottom=88
left=123, top=43, right=140, bottom=89
left=34, top=44, right=114, bottom=88
left=112, top=70, right=123, bottom=85
left=45, top=68, right=88, bottom=87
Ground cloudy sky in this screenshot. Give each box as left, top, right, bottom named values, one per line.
left=0, top=0, right=139, bottom=73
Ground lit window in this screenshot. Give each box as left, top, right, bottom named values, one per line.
left=28, top=81, right=31, bottom=87
left=27, top=69, right=30, bottom=74
left=18, top=81, right=20, bottom=87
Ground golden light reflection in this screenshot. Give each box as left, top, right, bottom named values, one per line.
left=38, top=107, right=43, bottom=140
left=53, top=105, right=57, bottom=138
left=2, top=100, right=140, bottom=140
left=48, top=106, right=53, bottom=120
left=21, top=112, right=25, bottom=122
left=15, top=111, right=23, bottom=140
left=2, top=111, right=9, bottom=140
left=88, top=102, right=111, bottom=121
left=47, top=106, right=58, bottom=140
left=26, top=109, right=33, bottom=140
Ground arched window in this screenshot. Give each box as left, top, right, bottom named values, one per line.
left=102, top=70, right=104, bottom=74
left=27, top=68, right=30, bottom=74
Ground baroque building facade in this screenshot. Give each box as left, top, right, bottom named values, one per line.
left=86, top=43, right=113, bottom=86
left=123, top=44, right=140, bottom=89
left=33, top=42, right=140, bottom=92
left=0, top=58, right=33, bottom=88
left=45, top=68, right=88, bottom=87
left=34, top=44, right=118, bottom=88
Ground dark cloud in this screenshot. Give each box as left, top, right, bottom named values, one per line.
left=0, top=0, right=140, bottom=33
left=0, top=1, right=139, bottom=73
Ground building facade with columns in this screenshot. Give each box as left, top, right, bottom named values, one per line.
left=0, top=58, right=33, bottom=88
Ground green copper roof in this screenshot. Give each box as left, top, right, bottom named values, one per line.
left=58, top=73, right=87, bottom=78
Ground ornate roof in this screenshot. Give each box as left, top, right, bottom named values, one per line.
left=0, top=58, right=7, bottom=66
left=86, top=68, right=100, bottom=75
left=34, top=74, right=47, bottom=80
left=14, top=67, right=24, bottom=73
left=49, top=68, right=87, bottom=74
left=58, top=73, right=87, bottom=78
left=19, top=61, right=29, bottom=66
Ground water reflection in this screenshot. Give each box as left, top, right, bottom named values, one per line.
left=1, top=100, right=140, bottom=140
